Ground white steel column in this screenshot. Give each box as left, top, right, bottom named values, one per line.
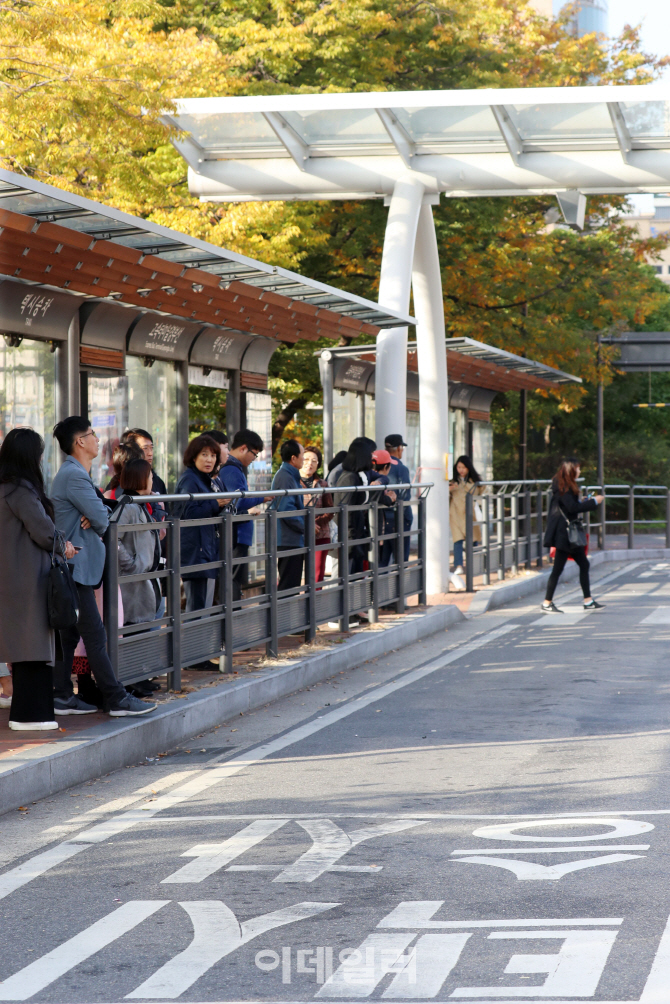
left=412, top=205, right=450, bottom=595
left=375, top=176, right=424, bottom=446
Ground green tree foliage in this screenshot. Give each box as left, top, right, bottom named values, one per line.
left=2, top=0, right=669, bottom=460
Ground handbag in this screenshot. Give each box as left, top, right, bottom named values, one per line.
left=558, top=501, right=587, bottom=549
left=47, top=532, right=80, bottom=630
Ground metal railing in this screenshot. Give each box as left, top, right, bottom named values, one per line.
left=102, top=482, right=431, bottom=689
left=463, top=480, right=549, bottom=592
left=462, top=479, right=670, bottom=591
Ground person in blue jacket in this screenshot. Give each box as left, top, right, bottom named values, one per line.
left=272, top=439, right=305, bottom=592
left=385, top=433, right=413, bottom=562
left=216, top=429, right=266, bottom=600
left=176, top=434, right=224, bottom=613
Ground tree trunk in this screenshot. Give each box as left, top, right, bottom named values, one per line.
left=272, top=397, right=306, bottom=455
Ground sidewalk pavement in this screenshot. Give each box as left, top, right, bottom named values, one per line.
left=2, top=544, right=667, bottom=814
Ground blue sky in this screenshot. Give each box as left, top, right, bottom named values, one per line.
left=608, top=0, right=670, bottom=76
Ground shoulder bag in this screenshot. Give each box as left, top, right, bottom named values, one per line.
left=558, top=500, right=587, bottom=549
left=47, top=531, right=80, bottom=629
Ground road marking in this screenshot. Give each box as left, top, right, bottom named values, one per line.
left=451, top=845, right=650, bottom=854
left=162, top=818, right=290, bottom=884
left=471, top=818, right=654, bottom=841
left=0, top=623, right=519, bottom=900
left=641, top=912, right=670, bottom=1001
left=529, top=609, right=589, bottom=627
left=0, top=901, right=168, bottom=1000
left=39, top=771, right=201, bottom=840
left=450, top=929, right=618, bottom=998
left=273, top=818, right=425, bottom=883
left=0, top=842, right=89, bottom=902
left=451, top=853, right=644, bottom=880
left=316, top=932, right=417, bottom=998
left=125, top=901, right=338, bottom=999
left=640, top=607, right=670, bottom=624
left=383, top=933, right=472, bottom=999
left=377, top=903, right=622, bottom=928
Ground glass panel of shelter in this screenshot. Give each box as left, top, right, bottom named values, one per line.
left=0, top=337, right=58, bottom=486
left=175, top=111, right=283, bottom=153
left=506, top=102, right=615, bottom=145
left=127, top=357, right=179, bottom=491
left=283, top=109, right=389, bottom=146
left=88, top=375, right=129, bottom=490
left=393, top=105, right=502, bottom=145
left=621, top=101, right=670, bottom=141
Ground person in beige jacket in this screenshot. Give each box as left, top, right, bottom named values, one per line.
left=449, top=455, right=485, bottom=574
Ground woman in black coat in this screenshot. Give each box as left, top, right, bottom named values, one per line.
left=542, top=458, right=604, bottom=614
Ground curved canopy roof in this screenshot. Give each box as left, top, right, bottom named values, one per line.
left=167, top=84, right=670, bottom=205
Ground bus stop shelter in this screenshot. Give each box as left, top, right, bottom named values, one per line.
left=165, top=83, right=670, bottom=592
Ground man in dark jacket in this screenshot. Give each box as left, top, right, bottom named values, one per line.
left=122, top=428, right=167, bottom=494
left=385, top=433, right=413, bottom=562
left=272, top=440, right=305, bottom=592
left=217, top=429, right=265, bottom=600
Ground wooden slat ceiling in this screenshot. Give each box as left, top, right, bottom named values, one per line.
left=0, top=206, right=379, bottom=344
left=361, top=349, right=558, bottom=393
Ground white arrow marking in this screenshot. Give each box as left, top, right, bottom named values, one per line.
left=274, top=818, right=425, bottom=883
left=0, top=901, right=168, bottom=1001
left=161, top=818, right=290, bottom=883
left=383, top=933, right=471, bottom=998
left=451, top=929, right=618, bottom=997
left=125, top=900, right=338, bottom=999
left=451, top=853, right=644, bottom=880
left=316, top=933, right=417, bottom=998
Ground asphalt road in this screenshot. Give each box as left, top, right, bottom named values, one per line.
left=3, top=558, right=670, bottom=1002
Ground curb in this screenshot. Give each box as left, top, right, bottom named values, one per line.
left=467, top=547, right=670, bottom=615
left=0, top=603, right=464, bottom=815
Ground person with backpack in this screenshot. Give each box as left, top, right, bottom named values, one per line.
left=542, top=458, right=605, bottom=614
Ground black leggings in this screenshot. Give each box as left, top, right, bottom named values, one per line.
left=545, top=547, right=590, bottom=601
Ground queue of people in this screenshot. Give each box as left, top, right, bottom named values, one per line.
left=0, top=418, right=416, bottom=729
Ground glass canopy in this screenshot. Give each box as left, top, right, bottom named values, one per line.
left=168, top=85, right=670, bottom=160
left=0, top=168, right=413, bottom=328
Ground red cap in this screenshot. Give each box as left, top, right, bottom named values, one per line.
left=372, top=449, right=392, bottom=465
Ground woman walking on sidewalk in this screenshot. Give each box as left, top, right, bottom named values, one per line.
left=542, top=458, right=605, bottom=614
left=0, top=428, right=76, bottom=730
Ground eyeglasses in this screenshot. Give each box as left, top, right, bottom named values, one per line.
left=79, top=431, right=98, bottom=441
left=247, top=448, right=260, bottom=459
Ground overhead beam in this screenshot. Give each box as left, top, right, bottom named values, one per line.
left=490, top=105, right=524, bottom=165
left=376, top=108, right=416, bottom=168
left=607, top=102, right=633, bottom=164
left=261, top=112, right=310, bottom=171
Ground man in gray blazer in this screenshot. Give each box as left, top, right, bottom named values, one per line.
left=51, top=416, right=155, bottom=717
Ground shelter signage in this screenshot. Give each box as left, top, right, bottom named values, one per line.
left=189, top=327, right=254, bottom=370
left=0, top=279, right=81, bottom=341
left=128, top=313, right=202, bottom=362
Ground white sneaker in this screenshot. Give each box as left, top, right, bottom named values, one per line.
left=454, top=566, right=465, bottom=575
left=9, top=720, right=58, bottom=731
left=450, top=572, right=466, bottom=591
left=0, top=694, right=11, bottom=708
